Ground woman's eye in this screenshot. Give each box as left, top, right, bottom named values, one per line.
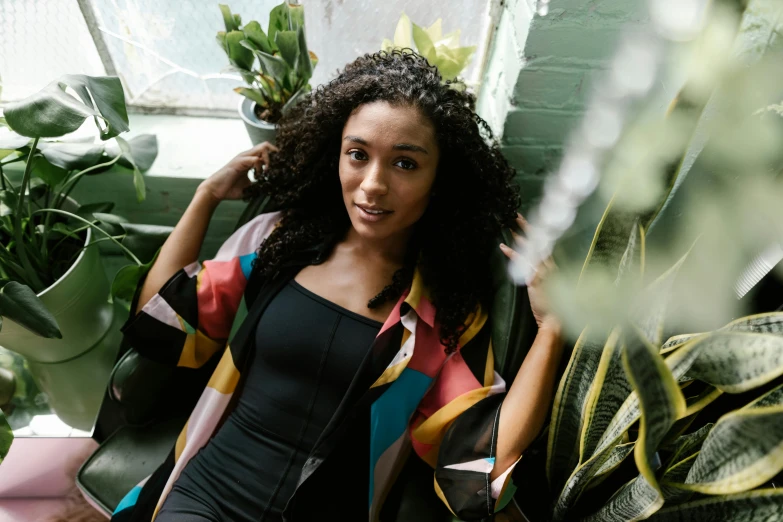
left=395, top=159, right=416, bottom=170
left=348, top=150, right=367, bottom=161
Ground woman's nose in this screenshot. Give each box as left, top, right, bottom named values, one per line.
left=360, top=163, right=389, bottom=196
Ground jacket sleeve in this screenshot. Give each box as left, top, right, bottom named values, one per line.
left=120, top=211, right=282, bottom=368
left=409, top=308, right=520, bottom=520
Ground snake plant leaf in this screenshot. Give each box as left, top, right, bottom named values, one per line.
left=115, top=136, right=145, bottom=203
left=37, top=141, right=105, bottom=171
left=646, top=488, right=783, bottom=521
left=242, top=20, right=273, bottom=54
left=684, top=332, right=783, bottom=393
left=581, top=254, right=685, bottom=461
left=0, top=409, right=11, bottom=464
left=281, top=85, right=310, bottom=116
left=665, top=423, right=714, bottom=471
left=580, top=473, right=663, bottom=522
left=683, top=386, right=723, bottom=416
left=225, top=30, right=255, bottom=71
left=274, top=30, right=299, bottom=69
left=287, top=2, right=305, bottom=32
left=0, top=281, right=61, bottom=338
left=216, top=31, right=228, bottom=54
left=592, top=441, right=635, bottom=480
left=546, top=328, right=609, bottom=493
left=676, top=384, right=783, bottom=494
left=661, top=312, right=783, bottom=355
left=218, top=4, right=239, bottom=32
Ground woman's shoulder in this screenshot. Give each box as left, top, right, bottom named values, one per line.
left=214, top=211, right=284, bottom=261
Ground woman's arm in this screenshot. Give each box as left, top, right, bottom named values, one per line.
left=492, top=317, right=563, bottom=479
left=135, top=142, right=278, bottom=313
left=493, top=215, right=562, bottom=479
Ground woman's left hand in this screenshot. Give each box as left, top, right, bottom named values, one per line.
left=499, top=213, right=560, bottom=332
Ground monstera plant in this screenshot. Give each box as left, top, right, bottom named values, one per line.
left=382, top=13, right=476, bottom=83
left=516, top=0, right=783, bottom=520
left=0, top=74, right=172, bottom=437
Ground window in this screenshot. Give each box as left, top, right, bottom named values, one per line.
left=0, top=0, right=496, bottom=115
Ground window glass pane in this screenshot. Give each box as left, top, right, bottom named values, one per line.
left=0, top=0, right=106, bottom=102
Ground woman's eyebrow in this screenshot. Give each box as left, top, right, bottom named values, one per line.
left=343, top=135, right=428, bottom=154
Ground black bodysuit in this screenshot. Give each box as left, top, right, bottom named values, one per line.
left=156, top=280, right=381, bottom=521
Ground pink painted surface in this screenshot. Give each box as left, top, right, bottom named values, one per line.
left=0, top=498, right=70, bottom=522
left=0, top=437, right=97, bottom=497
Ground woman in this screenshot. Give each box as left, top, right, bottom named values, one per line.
left=114, top=50, right=564, bottom=522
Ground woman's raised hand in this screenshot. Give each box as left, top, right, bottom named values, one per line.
left=499, top=213, right=559, bottom=331
left=198, top=141, right=279, bottom=203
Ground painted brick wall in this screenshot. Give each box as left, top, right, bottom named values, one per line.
left=478, top=0, right=648, bottom=210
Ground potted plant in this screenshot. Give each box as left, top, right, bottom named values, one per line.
left=0, top=74, right=171, bottom=435
left=217, top=2, right=318, bottom=145
left=381, top=13, right=476, bottom=85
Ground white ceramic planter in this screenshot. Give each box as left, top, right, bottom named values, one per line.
left=238, top=97, right=278, bottom=146
left=0, top=225, right=121, bottom=430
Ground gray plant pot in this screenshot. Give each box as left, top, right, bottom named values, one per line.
left=238, top=97, right=277, bottom=145
left=0, top=223, right=120, bottom=430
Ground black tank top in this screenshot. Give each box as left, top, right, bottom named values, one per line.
left=165, top=279, right=381, bottom=521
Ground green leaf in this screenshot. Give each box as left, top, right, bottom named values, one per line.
left=226, top=30, right=255, bottom=71
left=412, top=22, right=437, bottom=63
left=0, top=127, right=30, bottom=149
left=0, top=409, right=11, bottom=464
left=115, top=136, right=146, bottom=202
left=661, top=312, right=783, bottom=355
left=675, top=384, right=783, bottom=494
left=243, top=20, right=273, bottom=54
left=287, top=3, right=305, bottom=32
left=295, top=27, right=314, bottom=83
left=274, top=30, right=300, bottom=69
left=546, top=328, right=609, bottom=494
left=0, top=190, right=17, bottom=217
left=685, top=332, right=783, bottom=393
left=580, top=474, right=663, bottom=522
left=4, top=75, right=129, bottom=140
left=592, top=441, right=635, bottom=480
left=76, top=201, right=115, bottom=216
left=281, top=84, right=309, bottom=116
left=30, top=154, right=68, bottom=186
left=646, top=488, right=783, bottom=521
left=0, top=281, right=61, bottom=338
left=119, top=223, right=172, bottom=264
left=216, top=31, right=228, bottom=54
left=218, top=4, right=238, bottom=32
left=664, top=423, right=714, bottom=472
left=38, top=141, right=105, bottom=171
left=252, top=49, right=290, bottom=82
left=392, top=12, right=413, bottom=48
left=116, top=134, right=158, bottom=171
left=234, top=87, right=267, bottom=107
left=111, top=249, right=159, bottom=302
left=268, top=2, right=291, bottom=50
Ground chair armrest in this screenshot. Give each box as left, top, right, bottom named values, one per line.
left=108, top=349, right=174, bottom=420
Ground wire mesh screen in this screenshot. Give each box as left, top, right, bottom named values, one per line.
left=1, top=0, right=493, bottom=114
left=0, top=0, right=105, bottom=103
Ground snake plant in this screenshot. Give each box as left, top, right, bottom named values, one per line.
left=539, top=0, right=783, bottom=520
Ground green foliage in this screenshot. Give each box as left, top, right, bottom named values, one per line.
left=540, top=0, right=783, bottom=520
left=381, top=13, right=476, bottom=83
left=217, top=3, right=318, bottom=123
left=0, top=75, right=171, bottom=338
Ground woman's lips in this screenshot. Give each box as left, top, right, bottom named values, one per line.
left=355, top=204, right=393, bottom=223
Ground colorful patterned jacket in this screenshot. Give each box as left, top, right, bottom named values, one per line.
left=111, top=211, right=520, bottom=521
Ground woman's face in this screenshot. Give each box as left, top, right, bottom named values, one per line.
left=339, top=101, right=440, bottom=244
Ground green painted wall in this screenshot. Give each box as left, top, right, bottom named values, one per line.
left=477, top=0, right=647, bottom=210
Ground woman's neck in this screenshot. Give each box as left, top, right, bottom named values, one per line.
left=340, top=226, right=412, bottom=268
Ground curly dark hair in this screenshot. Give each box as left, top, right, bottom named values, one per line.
left=248, top=49, right=520, bottom=352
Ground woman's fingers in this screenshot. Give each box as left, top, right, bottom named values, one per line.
left=516, top=212, right=528, bottom=233
left=499, top=242, right=519, bottom=261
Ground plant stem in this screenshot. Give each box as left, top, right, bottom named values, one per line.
left=65, top=235, right=125, bottom=266
left=54, top=154, right=122, bottom=210
left=32, top=208, right=142, bottom=266
left=0, top=164, right=5, bottom=190
left=13, top=137, right=46, bottom=292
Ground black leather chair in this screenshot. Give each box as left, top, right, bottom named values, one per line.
left=77, top=200, right=543, bottom=521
